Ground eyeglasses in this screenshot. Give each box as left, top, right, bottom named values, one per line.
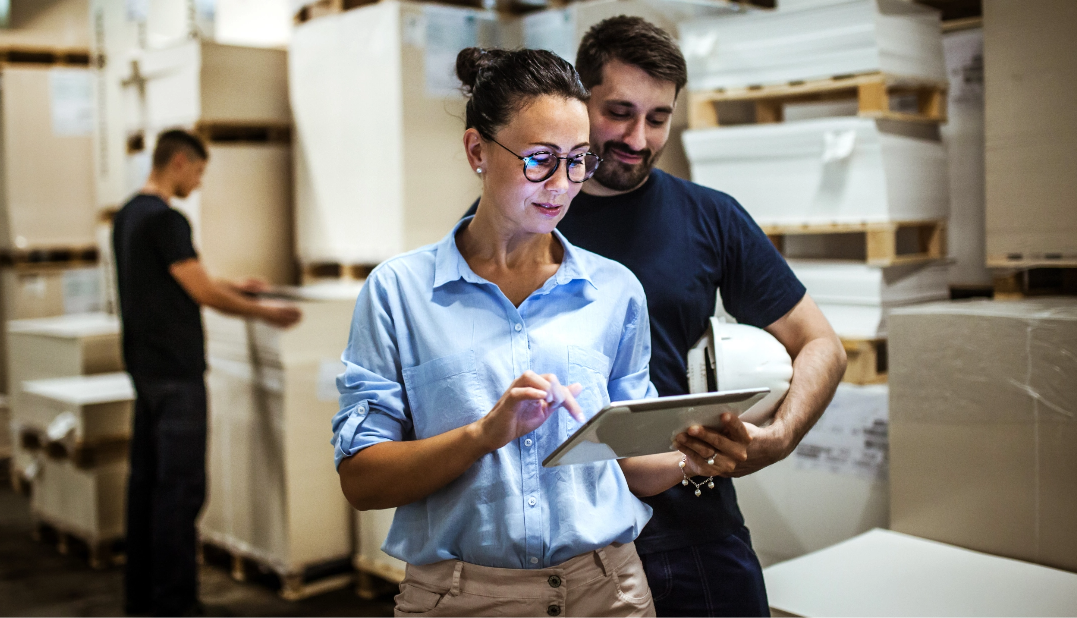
left=489, top=138, right=602, bottom=184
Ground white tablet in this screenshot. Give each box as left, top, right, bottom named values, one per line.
left=542, top=388, right=769, bottom=467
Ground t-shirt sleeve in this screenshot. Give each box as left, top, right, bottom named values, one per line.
left=715, top=194, right=806, bottom=328
left=462, top=197, right=479, bottom=219
left=150, top=209, right=199, bottom=266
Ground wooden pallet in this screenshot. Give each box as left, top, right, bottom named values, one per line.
left=0, top=245, right=98, bottom=267
left=194, top=121, right=293, bottom=145
left=31, top=514, right=125, bottom=570
left=301, top=262, right=375, bottom=285
left=0, top=47, right=92, bottom=67
left=764, top=219, right=946, bottom=267
left=842, top=338, right=887, bottom=385
left=992, top=268, right=1077, bottom=300
left=688, top=72, right=948, bottom=129
left=986, top=253, right=1077, bottom=269
left=19, top=428, right=129, bottom=469
left=200, top=540, right=354, bottom=601
left=353, top=555, right=404, bottom=600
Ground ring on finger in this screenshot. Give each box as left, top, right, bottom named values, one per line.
left=707, top=453, right=715, bottom=466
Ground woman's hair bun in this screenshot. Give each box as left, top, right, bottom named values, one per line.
left=455, top=47, right=506, bottom=94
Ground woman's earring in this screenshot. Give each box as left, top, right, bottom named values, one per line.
left=476, top=167, right=482, bottom=174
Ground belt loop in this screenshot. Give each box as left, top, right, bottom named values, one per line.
left=450, top=561, right=463, bottom=596
left=595, top=547, right=613, bottom=578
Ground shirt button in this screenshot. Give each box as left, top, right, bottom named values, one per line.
left=528, top=496, right=537, bottom=507
left=514, top=323, right=522, bottom=332
left=530, top=557, right=539, bottom=564
left=547, top=604, right=561, bottom=616
left=548, top=575, right=562, bottom=588
left=524, top=438, right=533, bottom=447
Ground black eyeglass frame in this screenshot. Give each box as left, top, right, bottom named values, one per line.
left=488, top=138, right=602, bottom=184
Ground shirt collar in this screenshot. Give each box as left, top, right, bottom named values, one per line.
left=433, top=216, right=597, bottom=291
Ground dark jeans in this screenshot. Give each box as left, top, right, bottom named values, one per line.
left=639, top=527, right=770, bottom=617
left=124, top=377, right=207, bottom=617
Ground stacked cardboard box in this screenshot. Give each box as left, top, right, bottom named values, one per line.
left=0, top=0, right=91, bottom=49
left=888, top=299, right=1077, bottom=574
left=24, top=373, right=133, bottom=560
left=200, top=289, right=356, bottom=583
left=6, top=313, right=123, bottom=485
left=983, top=0, right=1077, bottom=268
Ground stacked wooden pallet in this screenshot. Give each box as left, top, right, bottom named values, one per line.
left=680, top=0, right=954, bottom=387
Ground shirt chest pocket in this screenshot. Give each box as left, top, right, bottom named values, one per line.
left=402, top=350, right=487, bottom=439
left=566, top=346, right=612, bottom=437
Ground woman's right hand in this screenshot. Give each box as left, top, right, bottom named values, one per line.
left=473, top=370, right=584, bottom=452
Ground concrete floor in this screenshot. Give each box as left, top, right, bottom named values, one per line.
left=0, top=465, right=395, bottom=617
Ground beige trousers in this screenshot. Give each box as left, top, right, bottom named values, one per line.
left=394, top=541, right=656, bottom=617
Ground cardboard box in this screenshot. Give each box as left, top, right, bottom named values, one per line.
left=983, top=0, right=1077, bottom=266
left=20, top=372, right=133, bottom=444
left=0, top=265, right=105, bottom=391
left=764, top=529, right=1077, bottom=617
left=684, top=117, right=949, bottom=226
left=194, top=143, right=295, bottom=285
left=0, top=66, right=97, bottom=250
left=888, top=299, right=1077, bottom=573
left=200, top=290, right=356, bottom=575
left=141, top=40, right=290, bottom=130
left=679, top=0, right=946, bottom=92
left=734, top=384, right=889, bottom=567
left=0, top=0, right=91, bottom=50
left=31, top=456, right=127, bottom=543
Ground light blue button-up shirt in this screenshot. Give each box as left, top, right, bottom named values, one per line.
left=331, top=217, right=656, bottom=569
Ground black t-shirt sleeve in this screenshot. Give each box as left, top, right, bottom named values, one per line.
left=462, top=197, right=479, bottom=219
left=150, top=208, right=199, bottom=266
left=715, top=194, right=806, bottom=328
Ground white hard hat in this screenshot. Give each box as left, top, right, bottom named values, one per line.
left=687, top=317, right=793, bottom=426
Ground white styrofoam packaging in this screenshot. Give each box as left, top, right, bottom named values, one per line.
left=683, top=117, right=949, bottom=226
left=789, top=260, right=949, bottom=339
left=941, top=27, right=990, bottom=287
left=20, top=373, right=134, bottom=445
left=734, top=383, right=889, bottom=567
left=518, top=0, right=748, bottom=182
left=679, top=0, right=946, bottom=92
left=764, top=529, right=1077, bottom=617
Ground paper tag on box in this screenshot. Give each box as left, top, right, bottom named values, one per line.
left=50, top=70, right=95, bottom=137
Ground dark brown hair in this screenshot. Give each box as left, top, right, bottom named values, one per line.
left=456, top=47, right=589, bottom=141
left=575, top=16, right=688, bottom=95
left=152, top=129, right=208, bottom=169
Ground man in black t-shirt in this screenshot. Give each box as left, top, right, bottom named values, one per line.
left=112, top=129, right=301, bottom=616
left=465, top=19, right=848, bottom=616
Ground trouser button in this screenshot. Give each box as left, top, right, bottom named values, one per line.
left=547, top=605, right=561, bottom=616
left=548, top=575, right=562, bottom=588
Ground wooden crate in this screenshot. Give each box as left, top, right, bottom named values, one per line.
left=842, top=338, right=887, bottom=385
left=765, top=220, right=946, bottom=267
left=689, top=72, right=948, bottom=129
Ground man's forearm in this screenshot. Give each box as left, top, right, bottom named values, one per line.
left=771, top=335, right=846, bottom=455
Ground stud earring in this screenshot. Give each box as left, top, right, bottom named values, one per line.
left=476, top=167, right=482, bottom=174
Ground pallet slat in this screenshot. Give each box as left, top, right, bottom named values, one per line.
left=201, top=539, right=354, bottom=601
left=842, top=338, right=887, bottom=385
left=688, top=72, right=948, bottom=129
left=764, top=219, right=946, bottom=267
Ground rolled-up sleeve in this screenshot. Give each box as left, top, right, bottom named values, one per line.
left=607, top=283, right=659, bottom=403
left=331, top=271, right=411, bottom=469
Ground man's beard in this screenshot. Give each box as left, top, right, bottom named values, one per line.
left=591, top=140, right=663, bottom=192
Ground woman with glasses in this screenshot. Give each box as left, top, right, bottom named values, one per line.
left=332, top=47, right=731, bottom=617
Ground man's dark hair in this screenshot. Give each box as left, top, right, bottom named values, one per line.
left=575, top=16, right=688, bottom=95
left=455, top=47, right=590, bottom=141
left=152, top=129, right=209, bottom=169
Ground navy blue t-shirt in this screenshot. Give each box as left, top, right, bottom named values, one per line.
left=469, top=168, right=805, bottom=553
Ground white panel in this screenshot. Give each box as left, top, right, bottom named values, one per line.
left=684, top=117, right=948, bottom=225
left=679, top=0, right=945, bottom=91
